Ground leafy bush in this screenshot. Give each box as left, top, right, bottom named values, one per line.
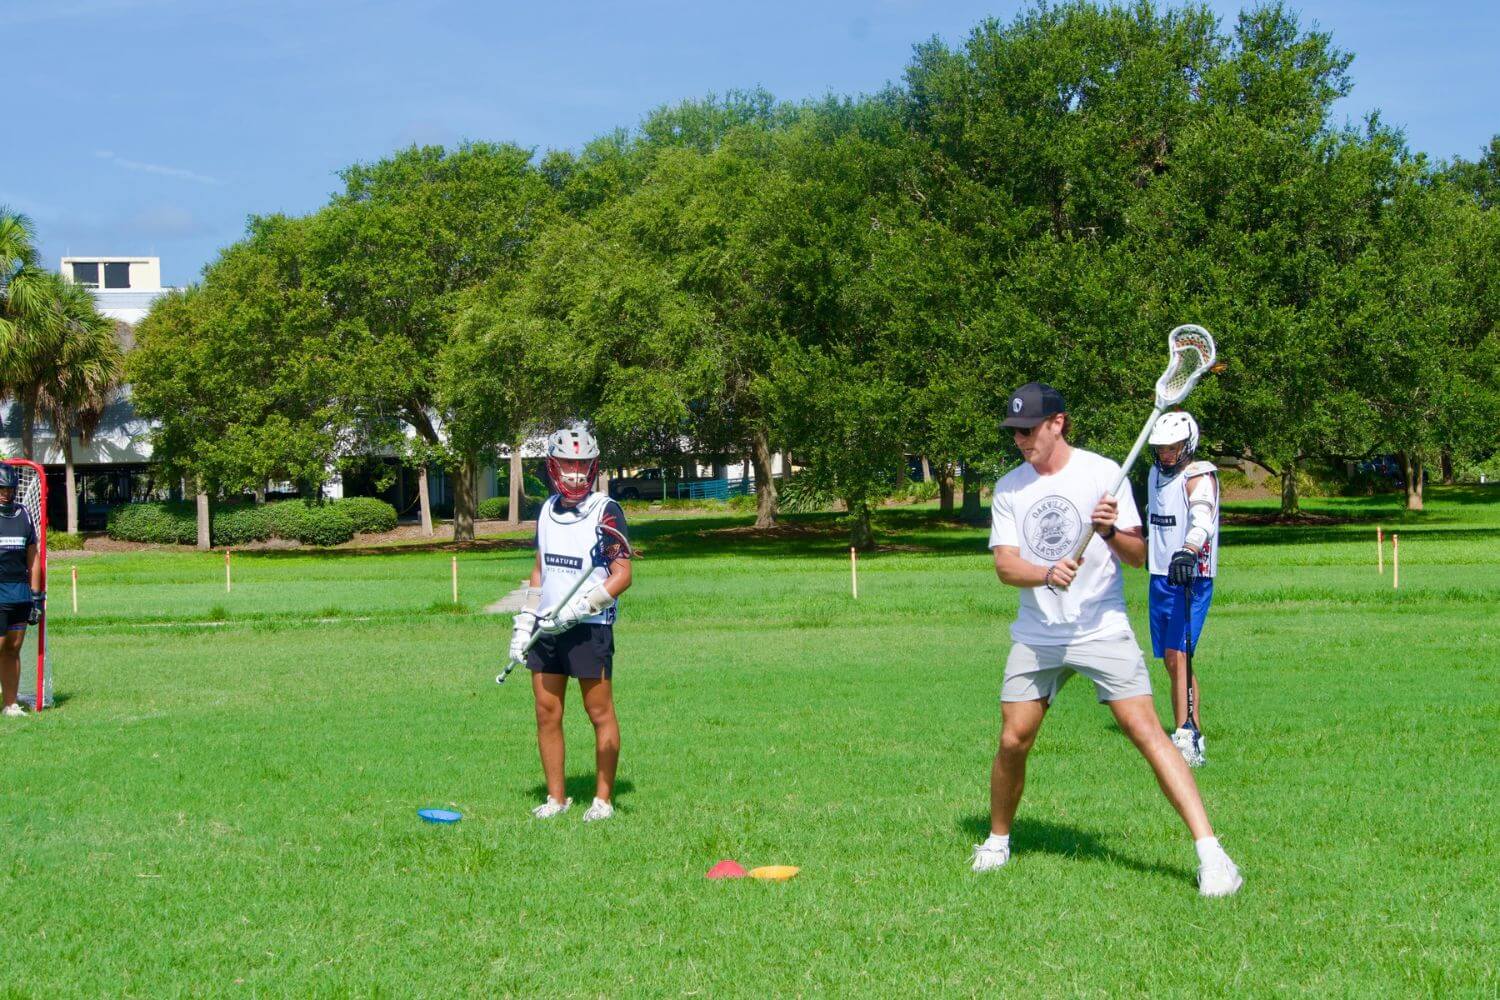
left=334, top=497, right=397, bottom=534
left=727, top=494, right=756, bottom=512
left=904, top=480, right=939, bottom=502
left=108, top=502, right=197, bottom=544
left=476, top=497, right=508, bottom=520
left=265, top=501, right=356, bottom=546
left=46, top=529, right=84, bottom=551
left=777, top=473, right=837, bottom=513
left=211, top=504, right=273, bottom=546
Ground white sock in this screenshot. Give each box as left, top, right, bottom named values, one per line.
left=983, top=833, right=1010, bottom=851
left=1194, top=836, right=1225, bottom=864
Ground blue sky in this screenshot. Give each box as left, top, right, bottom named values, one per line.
left=7, top=0, right=1497, bottom=287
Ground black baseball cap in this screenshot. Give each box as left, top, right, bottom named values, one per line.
left=1001, top=382, right=1066, bottom=429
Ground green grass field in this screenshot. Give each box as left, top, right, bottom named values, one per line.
left=3, top=487, right=1497, bottom=997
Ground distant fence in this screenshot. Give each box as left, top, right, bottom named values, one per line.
left=673, top=476, right=757, bottom=500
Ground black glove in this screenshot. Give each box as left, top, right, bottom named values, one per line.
left=1168, top=549, right=1197, bottom=588
left=29, top=590, right=45, bottom=625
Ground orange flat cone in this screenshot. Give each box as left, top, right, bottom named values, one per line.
left=706, top=859, right=748, bottom=879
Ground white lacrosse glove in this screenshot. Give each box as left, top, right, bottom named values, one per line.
left=509, top=588, right=542, bottom=661
left=538, top=583, right=615, bottom=636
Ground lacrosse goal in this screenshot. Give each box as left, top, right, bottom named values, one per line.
left=7, top=459, right=51, bottom=709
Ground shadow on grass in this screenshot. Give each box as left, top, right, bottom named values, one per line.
left=956, top=813, right=1189, bottom=884
left=527, top=775, right=636, bottom=808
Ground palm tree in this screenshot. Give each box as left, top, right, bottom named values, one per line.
left=0, top=209, right=55, bottom=426
left=36, top=278, right=124, bottom=532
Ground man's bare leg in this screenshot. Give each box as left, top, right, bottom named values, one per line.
left=1162, top=649, right=1200, bottom=730
left=990, top=698, right=1048, bottom=835
left=1108, top=694, right=1211, bottom=838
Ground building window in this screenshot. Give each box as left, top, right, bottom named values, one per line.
left=72, top=262, right=100, bottom=288
left=104, top=262, right=131, bottom=289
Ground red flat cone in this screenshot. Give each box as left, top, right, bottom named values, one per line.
left=705, top=859, right=748, bottom=879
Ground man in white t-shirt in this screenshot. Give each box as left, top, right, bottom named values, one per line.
left=972, top=382, right=1241, bottom=897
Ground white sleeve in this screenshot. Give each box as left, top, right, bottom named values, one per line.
left=1111, top=464, right=1142, bottom=530
left=1184, top=473, right=1218, bottom=550
left=989, top=483, right=1017, bottom=549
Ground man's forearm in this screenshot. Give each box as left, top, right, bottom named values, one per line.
left=994, top=553, right=1051, bottom=588
left=1105, top=529, right=1146, bottom=568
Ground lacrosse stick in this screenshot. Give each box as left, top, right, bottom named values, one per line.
left=496, top=523, right=633, bottom=684
left=1071, top=324, right=1216, bottom=562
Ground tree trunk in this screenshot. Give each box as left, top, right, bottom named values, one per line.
left=752, top=428, right=777, bottom=529
left=507, top=442, right=523, bottom=526
left=19, top=398, right=35, bottom=461
left=452, top=455, right=477, bottom=543
left=1440, top=449, right=1454, bottom=486
left=961, top=464, right=983, bottom=522
left=1279, top=459, right=1300, bottom=517
left=195, top=487, right=211, bottom=550
left=894, top=454, right=908, bottom=493
left=417, top=465, right=433, bottom=536
left=1400, top=452, right=1424, bottom=511
left=847, top=498, right=875, bottom=551
left=938, top=463, right=956, bottom=515
left=64, top=435, right=78, bottom=534
left=920, top=456, right=932, bottom=483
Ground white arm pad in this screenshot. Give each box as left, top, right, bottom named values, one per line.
left=1184, top=474, right=1218, bottom=551
left=582, top=582, right=616, bottom=615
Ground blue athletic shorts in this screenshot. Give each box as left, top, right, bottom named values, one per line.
left=1148, top=575, right=1213, bottom=658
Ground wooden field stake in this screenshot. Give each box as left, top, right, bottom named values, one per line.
left=225, top=548, right=232, bottom=593
left=850, top=547, right=859, bottom=599
left=1392, top=533, right=1399, bottom=589
left=1377, top=526, right=1383, bottom=574
left=71, top=566, right=78, bottom=613
left=451, top=556, right=459, bottom=604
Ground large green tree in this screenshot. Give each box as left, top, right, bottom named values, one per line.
left=311, top=142, right=556, bottom=540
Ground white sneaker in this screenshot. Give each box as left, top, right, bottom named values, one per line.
left=581, top=797, right=614, bottom=822
left=531, top=795, right=571, bottom=819
left=2, top=703, right=27, bottom=718
left=1172, top=727, right=1204, bottom=767
left=1197, top=853, right=1243, bottom=897
left=971, top=838, right=1011, bottom=873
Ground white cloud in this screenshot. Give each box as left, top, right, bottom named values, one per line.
left=94, top=150, right=225, bottom=186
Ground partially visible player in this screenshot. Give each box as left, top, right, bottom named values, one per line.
left=511, top=425, right=632, bottom=822
left=0, top=465, right=42, bottom=717
left=1145, top=412, right=1219, bottom=767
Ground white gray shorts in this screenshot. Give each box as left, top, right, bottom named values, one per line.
left=1002, top=636, right=1152, bottom=704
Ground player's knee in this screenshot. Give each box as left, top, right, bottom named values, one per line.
left=1000, top=726, right=1037, bottom=756
left=534, top=700, right=563, bottom=728
left=586, top=701, right=616, bottom=729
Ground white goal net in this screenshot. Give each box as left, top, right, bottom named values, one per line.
left=9, top=460, right=52, bottom=709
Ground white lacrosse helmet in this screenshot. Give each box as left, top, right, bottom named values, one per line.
left=545, top=424, right=600, bottom=503
left=1149, top=411, right=1199, bottom=474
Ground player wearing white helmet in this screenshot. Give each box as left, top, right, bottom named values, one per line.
left=511, top=424, right=633, bottom=822
left=1146, top=411, right=1219, bottom=767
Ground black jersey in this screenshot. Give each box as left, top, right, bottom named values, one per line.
left=0, top=506, right=36, bottom=604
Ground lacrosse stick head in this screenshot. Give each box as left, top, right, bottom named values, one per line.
left=591, top=523, right=634, bottom=567
left=1154, top=324, right=1216, bottom=408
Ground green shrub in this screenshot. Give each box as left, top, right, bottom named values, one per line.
left=778, top=473, right=837, bottom=513
left=1216, top=468, right=1255, bottom=492
left=107, top=502, right=197, bottom=544
left=904, top=480, right=939, bottom=502
left=727, top=493, right=756, bottom=512
left=211, top=504, right=273, bottom=546
left=334, top=497, right=397, bottom=534
left=264, top=501, right=356, bottom=546
left=46, top=529, right=84, bottom=551
left=476, top=497, right=508, bottom=520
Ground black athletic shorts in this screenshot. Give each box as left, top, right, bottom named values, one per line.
left=527, top=623, right=614, bottom=681
left=0, top=602, right=30, bottom=631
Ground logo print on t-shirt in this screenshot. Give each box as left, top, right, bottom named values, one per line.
left=1024, top=496, right=1082, bottom=561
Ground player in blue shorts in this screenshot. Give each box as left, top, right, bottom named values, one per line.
left=510, top=426, right=632, bottom=821
left=0, top=466, right=43, bottom=717
left=1145, top=412, right=1219, bottom=767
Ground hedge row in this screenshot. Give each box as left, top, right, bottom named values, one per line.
left=107, top=497, right=398, bottom=547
